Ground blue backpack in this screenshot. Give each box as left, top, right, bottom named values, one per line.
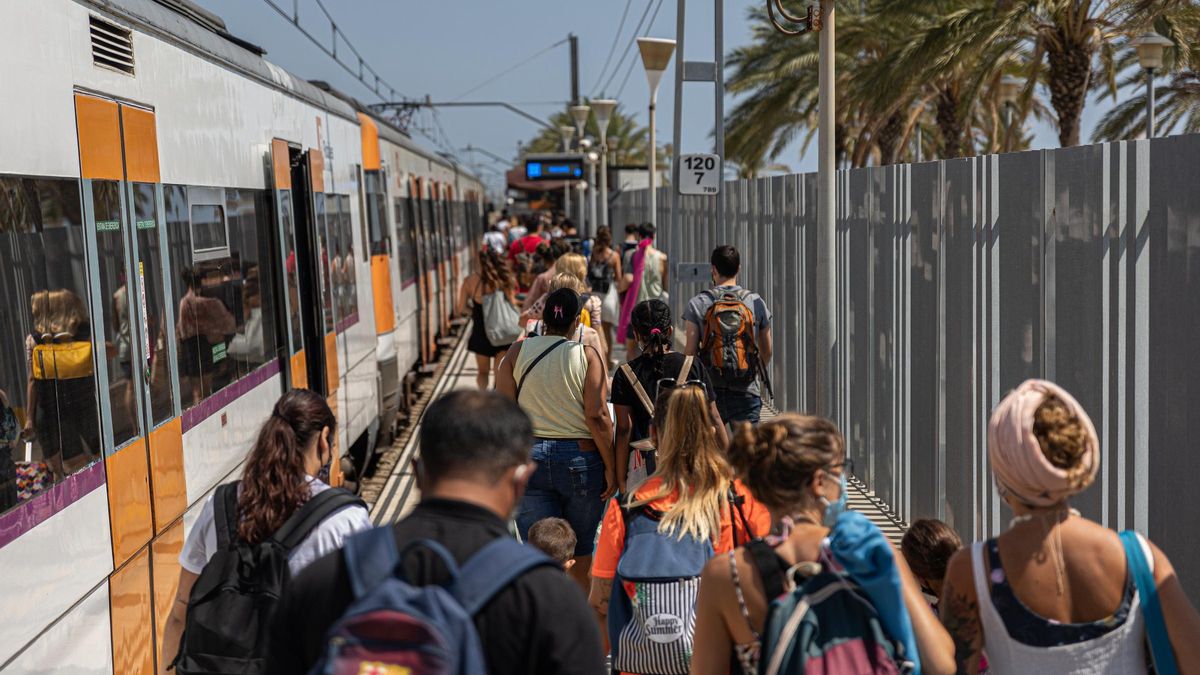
left=748, top=539, right=911, bottom=675
left=607, top=503, right=715, bottom=675
left=312, top=527, right=558, bottom=675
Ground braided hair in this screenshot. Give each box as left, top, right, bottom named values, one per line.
left=630, top=299, right=673, bottom=381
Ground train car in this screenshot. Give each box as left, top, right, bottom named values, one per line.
left=0, top=0, right=483, bottom=672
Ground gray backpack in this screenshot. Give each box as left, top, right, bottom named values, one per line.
left=482, top=289, right=522, bottom=346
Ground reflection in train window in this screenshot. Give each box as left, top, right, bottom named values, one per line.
left=0, top=176, right=101, bottom=515
left=340, top=195, right=358, bottom=319
left=131, top=182, right=175, bottom=426
left=165, top=185, right=282, bottom=413
left=314, top=193, right=335, bottom=334
left=92, top=180, right=140, bottom=448
left=190, top=204, right=228, bottom=255
left=365, top=171, right=389, bottom=257
left=279, top=191, right=302, bottom=354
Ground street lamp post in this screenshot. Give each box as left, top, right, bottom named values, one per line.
left=559, top=124, right=575, bottom=217
left=592, top=99, right=617, bottom=231
left=586, top=150, right=599, bottom=237
left=637, top=37, right=676, bottom=227
left=1132, top=31, right=1172, bottom=138
left=577, top=138, right=593, bottom=230
left=998, top=75, right=1022, bottom=152
left=570, top=105, right=591, bottom=232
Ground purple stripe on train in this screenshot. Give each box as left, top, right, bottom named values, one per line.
left=181, top=359, right=282, bottom=433
left=336, top=312, right=360, bottom=335
left=0, top=460, right=106, bottom=549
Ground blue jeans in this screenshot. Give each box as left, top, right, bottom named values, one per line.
left=516, top=439, right=606, bottom=556
left=715, top=389, right=762, bottom=425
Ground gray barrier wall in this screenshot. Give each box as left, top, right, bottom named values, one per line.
left=613, top=135, right=1200, bottom=599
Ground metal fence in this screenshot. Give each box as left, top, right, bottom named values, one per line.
left=613, top=135, right=1200, bottom=599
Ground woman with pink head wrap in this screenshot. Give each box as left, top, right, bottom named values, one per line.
left=937, top=379, right=1200, bottom=675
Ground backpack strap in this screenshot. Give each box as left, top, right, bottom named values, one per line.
left=343, top=526, right=399, bottom=599
left=619, top=363, right=654, bottom=416
left=1120, top=531, right=1178, bottom=675
left=271, top=487, right=365, bottom=551
left=214, top=482, right=240, bottom=550
left=746, top=539, right=787, bottom=600
left=515, top=338, right=568, bottom=401
left=727, top=485, right=751, bottom=548
left=677, top=355, right=695, bottom=385
left=455, top=537, right=559, bottom=616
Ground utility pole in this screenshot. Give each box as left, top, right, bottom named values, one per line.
left=569, top=33, right=580, bottom=105
left=816, top=0, right=836, bottom=419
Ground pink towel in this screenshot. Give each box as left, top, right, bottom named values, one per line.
left=616, top=239, right=652, bottom=343
left=987, top=379, right=1099, bottom=507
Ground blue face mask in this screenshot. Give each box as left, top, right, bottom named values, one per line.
left=821, top=471, right=848, bottom=527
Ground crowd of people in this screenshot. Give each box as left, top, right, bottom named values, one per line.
left=159, top=212, right=1200, bottom=675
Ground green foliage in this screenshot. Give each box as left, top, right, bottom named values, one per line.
left=725, top=0, right=1199, bottom=167
left=524, top=100, right=663, bottom=168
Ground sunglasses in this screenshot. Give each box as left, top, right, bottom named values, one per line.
left=826, top=458, right=855, bottom=476
left=656, top=378, right=708, bottom=399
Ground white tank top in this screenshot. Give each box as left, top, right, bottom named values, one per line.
left=970, top=537, right=1150, bottom=675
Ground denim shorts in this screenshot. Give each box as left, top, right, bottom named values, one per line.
left=516, top=439, right=606, bottom=557
left=715, top=389, right=763, bottom=425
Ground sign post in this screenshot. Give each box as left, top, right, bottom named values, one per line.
left=677, top=153, right=721, bottom=195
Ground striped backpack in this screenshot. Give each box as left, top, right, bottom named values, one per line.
left=607, top=503, right=713, bottom=675
left=748, top=539, right=911, bottom=675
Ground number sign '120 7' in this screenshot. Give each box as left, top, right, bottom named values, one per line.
left=678, top=153, right=721, bottom=195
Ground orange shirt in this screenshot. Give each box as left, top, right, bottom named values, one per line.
left=591, top=477, right=772, bottom=579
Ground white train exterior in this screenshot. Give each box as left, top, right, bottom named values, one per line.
left=0, top=0, right=482, bottom=671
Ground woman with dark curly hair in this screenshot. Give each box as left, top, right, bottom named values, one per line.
left=159, top=389, right=370, bottom=670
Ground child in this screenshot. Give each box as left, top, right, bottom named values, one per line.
left=527, top=517, right=576, bottom=571
left=900, top=518, right=963, bottom=612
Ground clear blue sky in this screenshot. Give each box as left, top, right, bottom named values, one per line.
left=197, top=0, right=1111, bottom=195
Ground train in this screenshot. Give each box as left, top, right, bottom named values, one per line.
left=0, top=0, right=485, bottom=671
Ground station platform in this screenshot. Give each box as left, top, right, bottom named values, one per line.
left=366, top=327, right=909, bottom=543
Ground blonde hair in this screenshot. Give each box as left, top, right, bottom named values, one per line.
left=629, top=387, right=731, bottom=542
left=555, top=253, right=588, bottom=284
left=549, top=272, right=588, bottom=294
left=31, top=289, right=88, bottom=338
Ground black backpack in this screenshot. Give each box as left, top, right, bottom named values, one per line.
left=172, top=481, right=364, bottom=675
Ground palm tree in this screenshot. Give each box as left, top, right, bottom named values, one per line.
left=895, top=0, right=1200, bottom=148
left=523, top=101, right=660, bottom=168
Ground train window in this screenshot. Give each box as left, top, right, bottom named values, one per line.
left=314, top=194, right=335, bottom=334
left=0, top=176, right=101, bottom=514
left=392, top=197, right=416, bottom=285
left=92, top=180, right=139, bottom=448
left=225, top=188, right=280, bottom=374
left=189, top=204, right=228, bottom=259
left=130, top=182, right=174, bottom=426
left=365, top=171, right=389, bottom=256
left=278, top=191, right=302, bottom=355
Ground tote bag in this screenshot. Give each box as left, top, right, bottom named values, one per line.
left=482, top=290, right=522, bottom=347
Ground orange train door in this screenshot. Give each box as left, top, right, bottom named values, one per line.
left=74, top=92, right=187, bottom=675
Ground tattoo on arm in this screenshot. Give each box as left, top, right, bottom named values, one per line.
left=941, top=582, right=981, bottom=675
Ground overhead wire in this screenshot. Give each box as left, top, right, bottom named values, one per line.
left=590, top=0, right=634, bottom=96
left=450, top=37, right=571, bottom=102
left=259, top=0, right=406, bottom=103
left=600, top=0, right=658, bottom=96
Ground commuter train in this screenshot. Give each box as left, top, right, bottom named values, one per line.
left=0, top=0, right=484, bottom=671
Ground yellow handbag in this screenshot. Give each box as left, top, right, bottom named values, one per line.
left=31, top=341, right=94, bottom=380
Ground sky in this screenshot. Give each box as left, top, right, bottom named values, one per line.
left=196, top=0, right=1113, bottom=197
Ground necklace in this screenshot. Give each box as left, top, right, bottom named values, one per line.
left=1008, top=506, right=1080, bottom=596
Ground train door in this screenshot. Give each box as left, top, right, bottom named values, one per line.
left=433, top=183, right=450, bottom=335
left=405, top=183, right=430, bottom=366
left=446, top=186, right=462, bottom=328
left=74, top=93, right=185, bottom=673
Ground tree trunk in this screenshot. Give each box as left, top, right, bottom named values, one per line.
left=936, top=85, right=964, bottom=159
left=1047, top=33, right=1093, bottom=147
left=876, top=111, right=905, bottom=165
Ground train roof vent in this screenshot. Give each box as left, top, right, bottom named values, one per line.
left=90, top=15, right=135, bottom=76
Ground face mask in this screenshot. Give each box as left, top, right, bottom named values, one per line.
left=819, top=471, right=848, bottom=527
left=317, top=453, right=332, bottom=482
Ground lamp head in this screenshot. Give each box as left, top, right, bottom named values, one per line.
left=638, top=38, right=677, bottom=98
left=997, top=75, right=1022, bottom=106
left=569, top=104, right=591, bottom=128
left=591, top=99, right=617, bottom=142
left=1132, top=31, right=1172, bottom=70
